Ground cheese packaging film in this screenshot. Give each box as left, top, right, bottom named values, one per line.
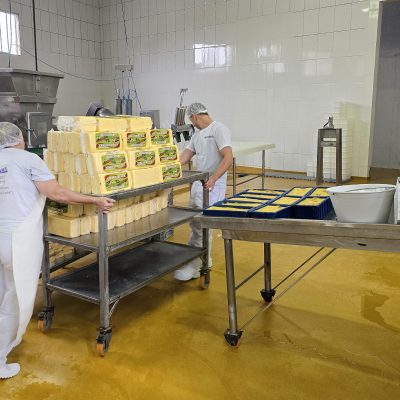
left=82, top=131, right=123, bottom=152
left=123, top=131, right=150, bottom=150
left=131, top=167, right=162, bottom=188
left=48, top=214, right=81, bottom=238
left=150, top=129, right=173, bottom=147
left=161, top=162, right=182, bottom=182
left=128, top=149, right=158, bottom=169
left=86, top=151, right=128, bottom=175
left=157, top=145, right=179, bottom=164
left=92, top=171, right=132, bottom=194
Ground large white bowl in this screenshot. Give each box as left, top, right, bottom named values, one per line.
left=327, top=184, right=395, bottom=223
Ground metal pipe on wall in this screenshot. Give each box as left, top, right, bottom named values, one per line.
left=32, top=0, right=38, bottom=71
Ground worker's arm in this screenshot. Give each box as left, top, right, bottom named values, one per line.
left=204, top=146, right=233, bottom=190
left=179, top=148, right=195, bottom=165
left=35, top=179, right=115, bottom=213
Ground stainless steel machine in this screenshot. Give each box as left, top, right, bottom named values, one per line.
left=171, top=88, right=193, bottom=143
left=0, top=68, right=63, bottom=153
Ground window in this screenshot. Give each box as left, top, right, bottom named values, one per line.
left=0, top=11, right=20, bottom=55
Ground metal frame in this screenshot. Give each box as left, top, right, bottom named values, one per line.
left=195, top=215, right=400, bottom=346
left=39, top=171, right=210, bottom=355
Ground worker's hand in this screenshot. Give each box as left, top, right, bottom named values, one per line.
left=204, top=176, right=216, bottom=191
left=94, top=197, right=115, bottom=213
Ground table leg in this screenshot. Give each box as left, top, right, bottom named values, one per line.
left=232, top=157, right=237, bottom=195
left=261, top=149, right=265, bottom=190
left=200, top=184, right=210, bottom=290
left=260, top=242, right=276, bottom=303
left=224, top=238, right=242, bottom=346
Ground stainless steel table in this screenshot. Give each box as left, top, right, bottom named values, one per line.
left=195, top=215, right=400, bottom=346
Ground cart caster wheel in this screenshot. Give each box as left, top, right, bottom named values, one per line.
left=199, top=272, right=210, bottom=290
left=96, top=328, right=112, bottom=357
left=38, top=307, right=54, bottom=333
left=260, top=289, right=276, bottom=303
left=224, top=330, right=243, bottom=347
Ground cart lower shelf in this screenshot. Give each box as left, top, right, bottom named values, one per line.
left=46, top=241, right=204, bottom=304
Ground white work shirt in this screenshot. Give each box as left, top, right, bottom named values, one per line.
left=0, top=148, right=54, bottom=230
left=186, top=121, right=232, bottom=187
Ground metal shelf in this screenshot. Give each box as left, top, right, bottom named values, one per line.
left=47, top=241, right=204, bottom=304
left=45, top=206, right=200, bottom=252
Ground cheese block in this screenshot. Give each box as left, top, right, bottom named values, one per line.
left=108, top=210, right=116, bottom=229
left=286, top=187, right=314, bottom=197
left=297, top=197, right=325, bottom=206
left=48, top=202, right=84, bottom=218
left=68, top=131, right=82, bottom=154
left=91, top=171, right=131, bottom=194
left=247, top=189, right=285, bottom=196
left=231, top=197, right=264, bottom=203
left=97, top=117, right=127, bottom=132
left=43, top=149, right=54, bottom=171
left=131, top=167, right=163, bottom=189
left=123, top=131, right=150, bottom=150
left=156, top=195, right=162, bottom=212
left=127, top=149, right=158, bottom=169
left=47, top=130, right=58, bottom=151
left=149, top=129, right=173, bottom=147
left=115, top=208, right=126, bottom=227
left=86, top=151, right=129, bottom=175
left=57, top=172, right=70, bottom=188
left=311, top=188, right=329, bottom=197
left=80, top=215, right=91, bottom=236
left=82, top=131, right=123, bottom=152
left=254, top=205, right=285, bottom=213
left=68, top=173, right=81, bottom=192
left=75, top=154, right=88, bottom=175
left=224, top=202, right=260, bottom=207
left=84, top=203, right=97, bottom=216
left=53, top=152, right=64, bottom=173
left=161, top=191, right=169, bottom=208
left=133, top=204, right=142, bottom=220
left=160, top=162, right=182, bottom=182
left=63, top=153, right=76, bottom=173
left=48, top=214, right=81, bottom=238
left=57, top=116, right=98, bottom=132
left=207, top=206, right=247, bottom=212
left=149, top=198, right=157, bottom=215
left=141, top=201, right=150, bottom=218
left=90, top=215, right=99, bottom=233
left=125, top=206, right=135, bottom=224
left=157, top=145, right=179, bottom=164
left=126, top=116, right=152, bottom=131
left=80, top=174, right=92, bottom=194
left=61, top=131, right=71, bottom=153
left=272, top=197, right=299, bottom=206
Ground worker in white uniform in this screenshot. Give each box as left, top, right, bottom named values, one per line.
left=174, top=103, right=233, bottom=281
left=0, top=122, right=115, bottom=379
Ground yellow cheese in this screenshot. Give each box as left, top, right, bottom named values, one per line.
left=84, top=203, right=97, bottom=216
left=311, top=188, right=329, bottom=197
left=127, top=149, right=158, bottom=169
left=141, top=201, right=150, bottom=218
left=298, top=198, right=324, bottom=206
left=206, top=206, right=247, bottom=212
left=53, top=131, right=63, bottom=153
left=149, top=198, right=158, bottom=215
left=247, top=190, right=285, bottom=196
left=68, top=131, right=82, bottom=154
left=80, top=215, right=91, bottom=236
left=108, top=211, right=116, bottom=230
left=97, top=117, right=127, bottom=132
left=133, top=204, right=142, bottom=220
left=43, top=149, right=54, bottom=171
left=47, top=130, right=57, bottom=151
left=115, top=208, right=126, bottom=227
left=53, top=152, right=64, bottom=173
left=149, top=129, right=173, bottom=147
left=48, top=202, right=83, bottom=218
left=57, top=172, right=70, bottom=188
left=157, top=145, right=179, bottom=164
left=161, top=191, right=169, bottom=208
left=156, top=195, right=162, bottom=212
left=82, top=131, right=123, bottom=152
left=57, top=116, right=98, bottom=132
left=62, top=153, right=75, bottom=173
left=80, top=174, right=92, bottom=194
left=286, top=187, right=314, bottom=197
left=125, top=206, right=135, bottom=224
left=118, top=198, right=132, bottom=209
left=254, top=205, right=284, bottom=213
left=68, top=173, right=80, bottom=192
left=48, top=214, right=81, bottom=238
left=224, top=202, right=260, bottom=207
left=272, top=197, right=299, bottom=205
left=86, top=151, right=129, bottom=175
left=90, top=215, right=99, bottom=233
left=122, top=131, right=150, bottom=150
left=131, top=167, right=163, bottom=189
left=75, top=154, right=88, bottom=175
left=61, top=131, right=71, bottom=153
left=231, top=197, right=264, bottom=203
left=240, top=194, right=275, bottom=200
left=126, top=116, right=152, bottom=131
left=160, top=162, right=182, bottom=182
left=91, top=171, right=132, bottom=194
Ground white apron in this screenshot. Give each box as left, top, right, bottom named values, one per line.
left=8, top=196, right=45, bottom=345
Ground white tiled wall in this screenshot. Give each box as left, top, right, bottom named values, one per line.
left=99, top=0, right=382, bottom=177
left=371, top=0, right=400, bottom=169
left=0, top=0, right=103, bottom=115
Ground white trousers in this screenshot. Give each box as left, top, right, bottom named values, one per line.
left=188, top=181, right=226, bottom=268
left=0, top=232, right=19, bottom=364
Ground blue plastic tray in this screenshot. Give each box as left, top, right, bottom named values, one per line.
left=293, top=197, right=333, bottom=220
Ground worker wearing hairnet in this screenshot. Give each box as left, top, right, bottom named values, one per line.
left=0, top=123, right=115, bottom=379
left=174, top=103, right=233, bottom=281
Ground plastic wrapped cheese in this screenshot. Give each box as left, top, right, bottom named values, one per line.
left=122, top=131, right=150, bottom=150
left=85, top=151, right=128, bottom=175
left=48, top=214, right=81, bottom=238
left=131, top=167, right=163, bottom=189
left=157, top=145, right=179, bottom=164
left=160, top=162, right=182, bottom=182
left=91, top=171, right=132, bottom=194
left=81, top=131, right=123, bottom=152
left=127, top=149, right=158, bottom=169
left=149, top=129, right=173, bottom=147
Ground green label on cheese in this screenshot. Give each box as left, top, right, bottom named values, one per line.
left=127, top=132, right=147, bottom=148
left=162, top=163, right=181, bottom=181
left=158, top=146, right=178, bottom=163
left=105, top=172, right=129, bottom=191
left=95, top=132, right=121, bottom=149
left=101, top=153, right=127, bottom=172
left=150, top=130, right=170, bottom=145
left=135, top=150, right=156, bottom=167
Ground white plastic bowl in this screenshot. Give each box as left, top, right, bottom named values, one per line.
left=327, top=184, right=395, bottom=224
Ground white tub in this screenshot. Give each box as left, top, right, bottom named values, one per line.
left=327, top=184, right=395, bottom=224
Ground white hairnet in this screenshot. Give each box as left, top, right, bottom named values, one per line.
left=0, top=122, right=22, bottom=149
left=186, top=102, right=208, bottom=116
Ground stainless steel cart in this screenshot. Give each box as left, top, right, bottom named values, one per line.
left=39, top=171, right=209, bottom=356
left=195, top=215, right=400, bottom=346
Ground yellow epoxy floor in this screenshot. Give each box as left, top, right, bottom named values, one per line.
left=2, top=177, right=400, bottom=399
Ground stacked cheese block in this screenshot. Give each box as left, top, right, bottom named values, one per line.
left=44, top=116, right=179, bottom=238
left=48, top=242, right=75, bottom=267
